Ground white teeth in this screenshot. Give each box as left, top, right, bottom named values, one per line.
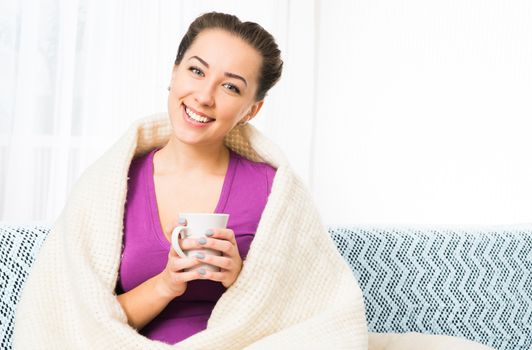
left=185, top=106, right=212, bottom=123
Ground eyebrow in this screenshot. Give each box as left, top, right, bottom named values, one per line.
left=189, top=55, right=248, bottom=87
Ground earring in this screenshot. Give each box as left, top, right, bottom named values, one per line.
left=167, top=86, right=171, bottom=91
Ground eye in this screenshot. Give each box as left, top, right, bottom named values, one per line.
left=188, top=66, right=204, bottom=77
left=223, top=83, right=241, bottom=94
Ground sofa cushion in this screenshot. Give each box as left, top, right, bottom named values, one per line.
left=1, top=224, right=531, bottom=350
left=330, top=225, right=532, bottom=350
left=0, top=225, right=49, bottom=350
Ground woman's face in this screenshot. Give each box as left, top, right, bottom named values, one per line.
left=168, top=29, right=263, bottom=147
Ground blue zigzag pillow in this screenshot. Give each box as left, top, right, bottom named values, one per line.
left=329, top=226, right=532, bottom=350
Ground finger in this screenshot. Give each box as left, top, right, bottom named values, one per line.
left=172, top=270, right=203, bottom=283
left=199, top=270, right=225, bottom=283
left=196, top=254, right=234, bottom=270
left=205, top=228, right=236, bottom=245
left=180, top=238, right=202, bottom=250
left=166, top=218, right=188, bottom=257
left=169, top=256, right=201, bottom=272
left=180, top=237, right=232, bottom=251
left=164, top=217, right=186, bottom=236
left=168, top=239, right=188, bottom=258
left=195, top=237, right=234, bottom=255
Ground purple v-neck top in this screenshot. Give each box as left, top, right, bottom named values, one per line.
left=117, top=148, right=275, bottom=344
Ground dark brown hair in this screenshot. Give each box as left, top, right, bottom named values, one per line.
left=175, top=12, right=283, bottom=101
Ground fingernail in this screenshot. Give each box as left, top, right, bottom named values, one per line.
left=178, top=217, right=186, bottom=225
left=205, top=229, right=214, bottom=237
left=198, top=237, right=207, bottom=245
left=195, top=252, right=205, bottom=259
left=198, top=268, right=206, bottom=275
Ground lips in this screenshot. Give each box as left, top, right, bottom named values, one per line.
left=183, top=104, right=215, bottom=124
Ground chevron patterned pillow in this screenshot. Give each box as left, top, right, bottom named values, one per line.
left=329, top=226, right=532, bottom=350
left=0, top=225, right=49, bottom=350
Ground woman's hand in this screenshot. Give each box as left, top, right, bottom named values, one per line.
left=156, top=220, right=203, bottom=299
left=183, top=228, right=243, bottom=288
left=117, top=218, right=204, bottom=330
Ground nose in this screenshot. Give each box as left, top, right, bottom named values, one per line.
left=194, top=81, right=215, bottom=107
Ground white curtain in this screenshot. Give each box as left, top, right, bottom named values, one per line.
left=1, top=0, right=531, bottom=225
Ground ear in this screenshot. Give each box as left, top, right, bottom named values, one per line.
left=246, top=100, right=264, bottom=123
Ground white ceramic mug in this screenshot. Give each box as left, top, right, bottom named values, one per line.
left=171, top=213, right=230, bottom=272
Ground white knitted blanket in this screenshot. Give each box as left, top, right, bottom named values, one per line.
left=13, top=114, right=368, bottom=349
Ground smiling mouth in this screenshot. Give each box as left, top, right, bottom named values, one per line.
left=183, top=104, right=215, bottom=123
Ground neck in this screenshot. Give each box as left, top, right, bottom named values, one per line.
left=154, top=137, right=230, bottom=177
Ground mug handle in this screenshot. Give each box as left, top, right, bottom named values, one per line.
left=171, top=226, right=188, bottom=258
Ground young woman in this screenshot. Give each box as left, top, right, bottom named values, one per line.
left=115, top=12, right=281, bottom=344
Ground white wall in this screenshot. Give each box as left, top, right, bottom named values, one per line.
left=1, top=0, right=531, bottom=225
left=313, top=0, right=532, bottom=225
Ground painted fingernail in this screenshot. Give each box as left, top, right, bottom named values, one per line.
left=198, top=237, right=207, bottom=245
left=195, top=252, right=205, bottom=259
left=178, top=217, right=186, bottom=225
left=205, top=229, right=214, bottom=237
left=198, top=268, right=206, bottom=275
